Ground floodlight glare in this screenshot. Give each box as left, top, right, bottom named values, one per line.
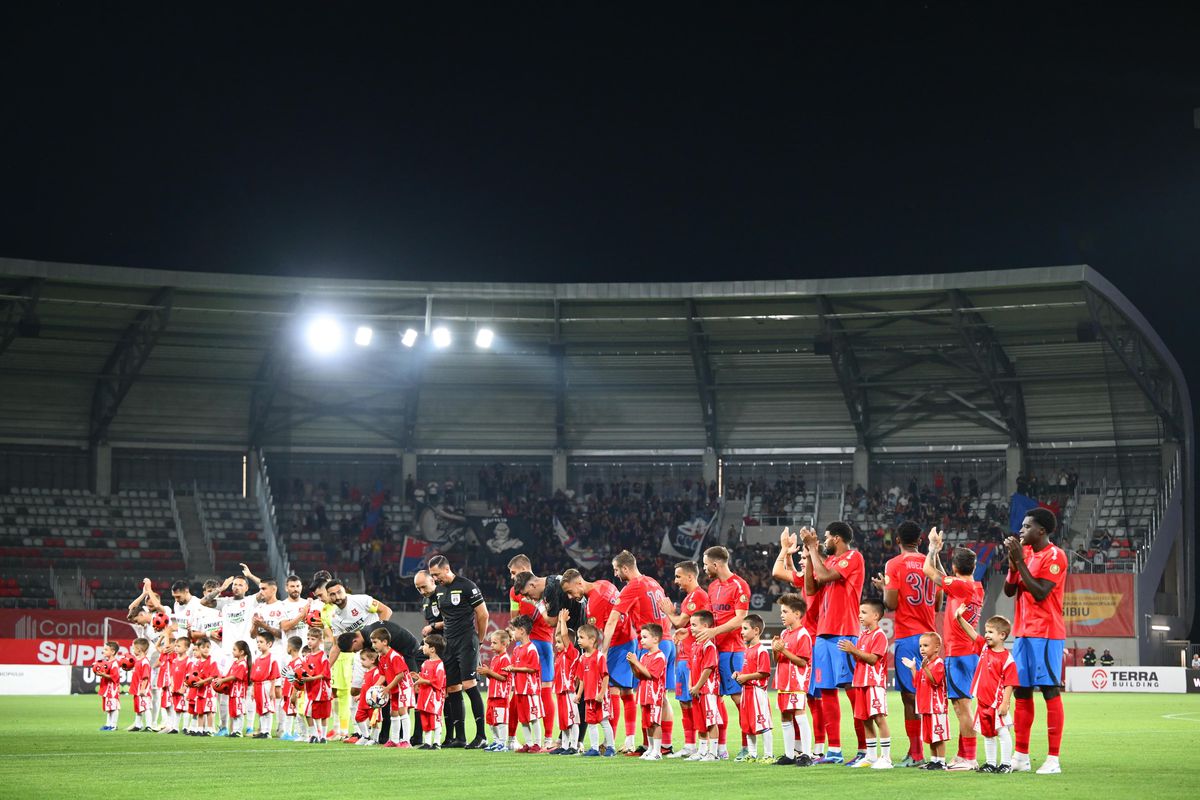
left=401, top=328, right=419, bottom=348
left=431, top=327, right=451, bottom=348
left=475, top=328, right=494, bottom=349
left=354, top=326, right=374, bottom=346
left=306, top=315, right=343, bottom=354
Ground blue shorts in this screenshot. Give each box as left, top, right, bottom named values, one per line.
left=945, top=654, right=980, bottom=700
left=531, top=639, right=555, bottom=684
left=674, top=660, right=692, bottom=702
left=637, top=639, right=676, bottom=695
left=718, top=651, right=745, bottom=696
left=812, top=634, right=855, bottom=690
left=1012, top=637, right=1065, bottom=688
left=607, top=640, right=638, bottom=690
left=894, top=634, right=922, bottom=694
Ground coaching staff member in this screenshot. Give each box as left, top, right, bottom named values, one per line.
left=427, top=554, right=489, bottom=749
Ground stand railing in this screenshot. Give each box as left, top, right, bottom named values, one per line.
left=255, top=451, right=292, bottom=588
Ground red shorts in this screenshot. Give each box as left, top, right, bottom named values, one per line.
left=692, top=694, right=721, bottom=731
left=229, top=692, right=245, bottom=718
left=584, top=698, right=610, bottom=725
left=100, top=693, right=120, bottom=713
left=419, top=710, right=439, bottom=732
left=306, top=699, right=331, bottom=720
left=777, top=691, right=807, bottom=713
left=173, top=692, right=188, bottom=713
left=253, top=684, right=276, bottom=717
left=641, top=702, right=662, bottom=727
left=973, top=707, right=1012, bottom=738
left=921, top=713, right=950, bottom=744
left=515, top=694, right=543, bottom=724
left=486, top=697, right=509, bottom=726
left=160, top=688, right=174, bottom=709
left=738, top=686, right=770, bottom=734
left=557, top=693, right=579, bottom=729
left=853, top=686, right=888, bottom=720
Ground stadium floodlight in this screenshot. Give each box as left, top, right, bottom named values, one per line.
left=475, top=328, right=494, bottom=349
left=1151, top=624, right=1171, bottom=631
left=305, top=315, right=343, bottom=354
left=354, top=325, right=374, bottom=347
left=401, top=328, right=419, bottom=348
left=431, top=326, right=451, bottom=348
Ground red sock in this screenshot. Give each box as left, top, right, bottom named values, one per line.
left=540, top=686, right=555, bottom=741
left=956, top=734, right=966, bottom=759
left=809, top=695, right=825, bottom=747
left=964, top=735, right=977, bottom=760
left=622, top=694, right=636, bottom=737
left=609, top=692, right=621, bottom=736
left=1014, top=696, right=1035, bottom=753
left=1045, top=695, right=1064, bottom=757
left=717, top=698, right=728, bottom=745
left=853, top=716, right=867, bottom=751
left=681, top=705, right=695, bottom=744
left=905, top=718, right=922, bottom=759
left=822, top=691, right=842, bottom=749
left=508, top=695, right=519, bottom=738
left=662, top=719, right=673, bottom=749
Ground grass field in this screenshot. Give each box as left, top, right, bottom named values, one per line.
left=2, top=692, right=1198, bottom=799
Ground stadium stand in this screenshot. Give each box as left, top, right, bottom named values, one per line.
left=197, top=491, right=270, bottom=577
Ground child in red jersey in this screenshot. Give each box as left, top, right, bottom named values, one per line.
left=904, top=632, right=949, bottom=769
left=553, top=627, right=580, bottom=754
left=687, top=610, right=721, bottom=762
left=573, top=624, right=615, bottom=756
left=154, top=639, right=175, bottom=732
left=189, top=636, right=219, bottom=736
left=127, top=638, right=153, bottom=731
left=213, top=640, right=252, bottom=737
left=413, top=634, right=447, bottom=748
left=352, top=648, right=381, bottom=745
left=839, top=600, right=892, bottom=768
left=629, top=624, right=668, bottom=761
left=166, top=637, right=191, bottom=734
left=281, top=636, right=306, bottom=741
left=301, top=628, right=333, bottom=743
left=772, top=593, right=813, bottom=765
left=93, top=641, right=121, bottom=731
left=250, top=632, right=281, bottom=738
left=733, top=615, right=772, bottom=762
left=478, top=629, right=513, bottom=751
left=957, top=609, right=1018, bottom=773
left=506, top=615, right=544, bottom=752
left=370, top=627, right=412, bottom=748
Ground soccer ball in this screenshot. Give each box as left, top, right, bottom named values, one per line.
left=305, top=608, right=323, bottom=628
left=187, top=669, right=203, bottom=688
left=117, top=653, right=136, bottom=671
left=297, top=664, right=313, bottom=681
left=151, top=611, right=171, bottom=631
left=366, top=685, right=389, bottom=709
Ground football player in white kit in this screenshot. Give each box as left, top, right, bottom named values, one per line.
left=202, top=567, right=260, bottom=735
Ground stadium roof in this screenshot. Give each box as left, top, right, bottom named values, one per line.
left=0, top=258, right=1188, bottom=458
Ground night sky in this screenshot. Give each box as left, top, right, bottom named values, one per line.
left=2, top=5, right=1198, bottom=336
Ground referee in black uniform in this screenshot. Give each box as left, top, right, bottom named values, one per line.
left=427, top=555, right=489, bottom=748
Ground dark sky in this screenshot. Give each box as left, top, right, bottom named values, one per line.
left=2, top=4, right=1197, bottom=311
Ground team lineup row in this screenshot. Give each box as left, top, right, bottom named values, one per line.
left=89, top=509, right=1068, bottom=773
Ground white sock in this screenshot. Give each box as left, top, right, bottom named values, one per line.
left=569, top=723, right=578, bottom=749
left=262, top=713, right=273, bottom=734
left=389, top=716, right=401, bottom=744
left=762, top=730, right=774, bottom=758
left=107, top=710, right=118, bottom=727
left=796, top=713, right=813, bottom=756
left=497, top=723, right=508, bottom=745
left=180, top=712, right=190, bottom=732
left=865, top=737, right=877, bottom=760
left=984, top=736, right=997, bottom=765
left=880, top=737, right=890, bottom=759
left=601, top=720, right=614, bottom=748
left=697, top=737, right=710, bottom=755
left=782, top=723, right=795, bottom=758
left=400, top=712, right=412, bottom=742
left=219, top=696, right=229, bottom=728
left=589, top=726, right=599, bottom=749
left=423, top=728, right=432, bottom=746
left=746, top=734, right=757, bottom=758
left=999, top=726, right=1013, bottom=764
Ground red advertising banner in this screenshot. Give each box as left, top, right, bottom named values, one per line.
left=0, top=638, right=115, bottom=666
left=0, top=610, right=124, bottom=639
left=1064, top=573, right=1134, bottom=637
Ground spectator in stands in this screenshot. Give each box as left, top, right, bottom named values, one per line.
left=1191, top=652, right=1200, bottom=670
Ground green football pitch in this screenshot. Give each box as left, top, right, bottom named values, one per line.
left=2, top=693, right=1198, bottom=799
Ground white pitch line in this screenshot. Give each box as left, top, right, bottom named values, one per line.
left=1162, top=711, right=1200, bottom=722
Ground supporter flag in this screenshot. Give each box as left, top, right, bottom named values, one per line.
left=359, top=484, right=387, bottom=541
left=660, top=513, right=713, bottom=561
left=966, top=542, right=996, bottom=581
left=1009, top=492, right=1061, bottom=533
left=553, top=516, right=606, bottom=570
left=413, top=498, right=471, bottom=547
left=468, top=513, right=534, bottom=565
left=399, top=536, right=437, bottom=577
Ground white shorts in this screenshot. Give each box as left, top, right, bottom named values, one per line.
left=739, top=686, right=771, bottom=734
